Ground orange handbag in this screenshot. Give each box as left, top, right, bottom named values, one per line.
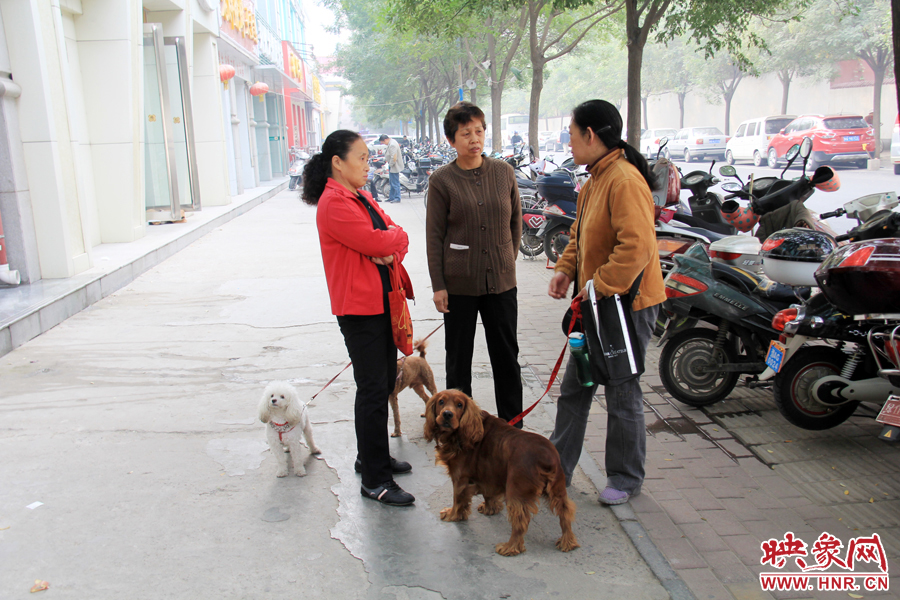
left=387, top=256, right=413, bottom=356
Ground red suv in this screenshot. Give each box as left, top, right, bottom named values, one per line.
left=766, top=115, right=874, bottom=169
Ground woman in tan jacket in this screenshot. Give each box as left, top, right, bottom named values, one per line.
left=548, top=99, right=665, bottom=504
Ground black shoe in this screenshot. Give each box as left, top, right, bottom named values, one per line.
left=355, top=457, right=412, bottom=474
left=360, top=480, right=415, bottom=506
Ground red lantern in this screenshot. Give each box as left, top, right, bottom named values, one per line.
left=250, top=82, right=269, bottom=102
left=219, top=64, right=236, bottom=89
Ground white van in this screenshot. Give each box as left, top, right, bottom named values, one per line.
left=725, top=115, right=796, bottom=166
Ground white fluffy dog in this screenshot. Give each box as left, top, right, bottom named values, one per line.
left=258, top=381, right=321, bottom=477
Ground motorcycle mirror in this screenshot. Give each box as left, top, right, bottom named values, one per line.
left=800, top=136, right=813, bottom=159
left=785, top=144, right=800, bottom=162
left=719, top=165, right=737, bottom=177
left=655, top=137, right=669, bottom=160
left=721, top=182, right=742, bottom=192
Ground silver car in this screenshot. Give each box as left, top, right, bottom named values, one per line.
left=666, top=126, right=727, bottom=163
left=641, top=128, right=678, bottom=159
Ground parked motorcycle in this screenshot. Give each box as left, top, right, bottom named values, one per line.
left=520, top=208, right=546, bottom=257
left=657, top=139, right=841, bottom=406
left=288, top=149, right=310, bottom=191
left=764, top=197, right=900, bottom=430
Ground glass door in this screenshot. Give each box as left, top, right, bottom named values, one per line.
left=142, top=24, right=201, bottom=222
left=143, top=23, right=179, bottom=220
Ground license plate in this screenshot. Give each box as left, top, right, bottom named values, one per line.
left=844, top=135, right=860, bottom=142
left=765, top=340, right=786, bottom=372
left=876, top=394, right=900, bottom=427
left=709, top=139, right=721, bottom=143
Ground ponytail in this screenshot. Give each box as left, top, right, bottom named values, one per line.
left=571, top=100, right=658, bottom=191
left=301, top=129, right=362, bottom=205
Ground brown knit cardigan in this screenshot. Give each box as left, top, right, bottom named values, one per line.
left=425, top=156, right=522, bottom=296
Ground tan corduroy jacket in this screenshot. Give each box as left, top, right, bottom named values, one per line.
left=554, top=148, right=665, bottom=312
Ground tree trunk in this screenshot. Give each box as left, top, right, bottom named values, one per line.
left=625, top=3, right=645, bottom=147
left=491, top=81, right=503, bottom=152
left=778, top=70, right=792, bottom=115
left=641, top=95, right=649, bottom=130
left=893, top=0, right=900, bottom=120
left=677, top=92, right=686, bottom=129
left=872, top=61, right=885, bottom=156
left=528, top=61, right=545, bottom=157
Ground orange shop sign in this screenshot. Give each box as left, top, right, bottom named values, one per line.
left=220, top=0, right=258, bottom=55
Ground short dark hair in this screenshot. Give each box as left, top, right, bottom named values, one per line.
left=378, top=134, right=389, bottom=141
left=443, top=102, right=486, bottom=143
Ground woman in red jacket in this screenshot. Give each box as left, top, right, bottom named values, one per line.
left=302, top=130, right=415, bottom=506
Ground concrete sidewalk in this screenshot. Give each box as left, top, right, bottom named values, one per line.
left=0, top=189, right=669, bottom=599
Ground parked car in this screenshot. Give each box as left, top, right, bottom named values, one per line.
left=666, top=126, right=727, bottom=162
left=538, top=130, right=556, bottom=150
left=725, top=115, right=795, bottom=166
left=640, top=128, right=677, bottom=159
left=766, top=114, right=874, bottom=169
left=891, top=114, right=899, bottom=175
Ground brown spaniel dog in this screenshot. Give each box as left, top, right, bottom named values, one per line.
left=424, top=389, right=579, bottom=556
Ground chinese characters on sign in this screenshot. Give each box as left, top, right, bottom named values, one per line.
left=760, top=531, right=889, bottom=592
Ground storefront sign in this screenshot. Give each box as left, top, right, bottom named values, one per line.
left=281, top=41, right=306, bottom=90
left=312, top=75, right=322, bottom=106
left=220, top=0, right=258, bottom=55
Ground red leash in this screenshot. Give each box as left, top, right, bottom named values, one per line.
left=507, top=300, right=581, bottom=427
left=310, top=322, right=444, bottom=401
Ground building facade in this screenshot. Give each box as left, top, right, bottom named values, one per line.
left=0, top=0, right=323, bottom=286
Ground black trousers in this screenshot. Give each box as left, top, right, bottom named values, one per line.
left=337, top=313, right=396, bottom=488
left=444, top=288, right=523, bottom=427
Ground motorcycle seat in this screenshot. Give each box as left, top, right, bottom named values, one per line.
left=671, top=223, right=728, bottom=242
left=672, top=213, right=735, bottom=236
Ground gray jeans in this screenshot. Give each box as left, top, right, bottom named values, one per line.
left=549, top=304, right=658, bottom=493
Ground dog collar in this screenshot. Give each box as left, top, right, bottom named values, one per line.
left=270, top=420, right=296, bottom=442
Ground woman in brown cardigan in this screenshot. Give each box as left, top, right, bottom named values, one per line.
left=425, top=102, right=524, bottom=426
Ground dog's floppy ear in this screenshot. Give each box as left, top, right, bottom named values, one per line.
left=284, top=390, right=303, bottom=425
left=457, top=393, right=484, bottom=448
left=423, top=392, right=440, bottom=442
left=258, top=391, right=271, bottom=424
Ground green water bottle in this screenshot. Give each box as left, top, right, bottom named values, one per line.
left=568, top=332, right=593, bottom=387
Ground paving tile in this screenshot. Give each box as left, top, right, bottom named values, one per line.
left=722, top=533, right=766, bottom=566
left=651, top=490, right=686, bottom=502
left=752, top=475, right=806, bottom=499
left=664, top=470, right=705, bottom=489
left=713, top=466, right=762, bottom=490
left=629, top=492, right=663, bottom=514
left=654, top=537, right=709, bottom=570
left=644, top=477, right=676, bottom=493
left=682, top=457, right=724, bottom=479
left=743, top=520, right=814, bottom=541
left=700, top=423, right=733, bottom=439
left=737, top=457, right=776, bottom=477
left=682, top=488, right=726, bottom=512
left=704, top=399, right=755, bottom=416
left=719, top=439, right=756, bottom=458
left=684, top=433, right=719, bottom=450
left=791, top=480, right=869, bottom=506
left=682, top=408, right=715, bottom=425
left=704, top=550, right=756, bottom=584
left=697, top=509, right=751, bottom=537
left=718, top=498, right=770, bottom=522
left=657, top=498, right=704, bottom=524
left=771, top=461, right=846, bottom=484
left=743, top=488, right=788, bottom=510
left=788, top=503, right=835, bottom=522
left=681, top=521, right=730, bottom=553
left=724, top=580, right=775, bottom=600
left=832, top=499, right=900, bottom=529
left=702, top=477, right=748, bottom=500
left=634, top=509, right=686, bottom=541
left=676, top=566, right=734, bottom=600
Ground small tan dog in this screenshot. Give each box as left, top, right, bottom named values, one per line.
left=389, top=339, right=437, bottom=437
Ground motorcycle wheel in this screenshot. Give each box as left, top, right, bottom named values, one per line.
left=772, top=346, right=859, bottom=430
left=520, top=230, right=544, bottom=257
left=377, top=179, right=390, bottom=198
left=659, top=328, right=739, bottom=406
left=288, top=176, right=299, bottom=191
left=543, top=224, right=570, bottom=264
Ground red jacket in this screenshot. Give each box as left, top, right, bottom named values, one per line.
left=316, top=178, right=413, bottom=316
